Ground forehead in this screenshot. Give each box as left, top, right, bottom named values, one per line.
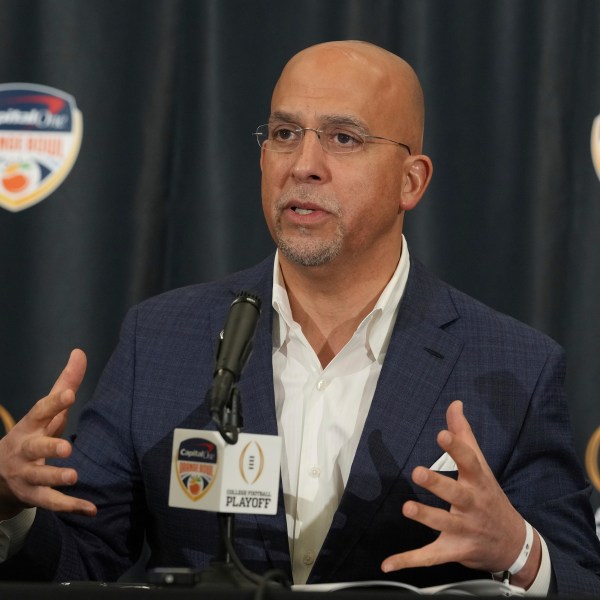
left=271, top=46, right=405, bottom=131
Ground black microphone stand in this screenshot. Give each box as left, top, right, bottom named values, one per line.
left=199, top=376, right=289, bottom=590
left=197, top=382, right=258, bottom=587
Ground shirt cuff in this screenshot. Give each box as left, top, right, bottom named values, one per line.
left=524, top=532, right=551, bottom=596
left=0, top=507, right=37, bottom=562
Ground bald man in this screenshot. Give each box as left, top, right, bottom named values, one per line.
left=1, top=41, right=599, bottom=594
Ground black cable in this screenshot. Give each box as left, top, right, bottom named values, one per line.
left=253, top=569, right=292, bottom=600
left=217, top=514, right=291, bottom=595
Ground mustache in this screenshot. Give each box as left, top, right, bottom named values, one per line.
left=275, top=187, right=342, bottom=216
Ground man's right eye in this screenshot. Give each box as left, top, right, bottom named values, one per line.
left=272, top=126, right=298, bottom=142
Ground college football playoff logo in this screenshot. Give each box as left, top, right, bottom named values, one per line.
left=239, top=440, right=265, bottom=484
left=176, top=438, right=218, bottom=501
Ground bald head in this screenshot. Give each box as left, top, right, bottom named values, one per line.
left=272, top=41, right=425, bottom=153
left=260, top=40, right=433, bottom=277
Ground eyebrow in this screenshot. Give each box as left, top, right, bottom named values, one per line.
left=269, top=111, right=369, bottom=133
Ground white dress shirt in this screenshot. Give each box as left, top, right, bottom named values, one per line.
left=272, top=240, right=410, bottom=584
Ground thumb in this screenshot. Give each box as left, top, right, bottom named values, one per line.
left=49, top=349, right=87, bottom=397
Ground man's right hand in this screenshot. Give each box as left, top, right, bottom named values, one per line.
left=0, top=349, right=97, bottom=521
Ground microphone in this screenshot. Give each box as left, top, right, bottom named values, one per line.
left=210, top=292, right=261, bottom=426
left=169, top=288, right=280, bottom=535
left=169, top=290, right=280, bottom=521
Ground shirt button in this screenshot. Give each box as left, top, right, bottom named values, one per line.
left=303, top=551, right=315, bottom=565
left=309, top=466, right=321, bottom=478
left=316, top=379, right=328, bottom=391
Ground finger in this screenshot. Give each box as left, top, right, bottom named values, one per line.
left=12, top=351, right=85, bottom=435
left=21, top=463, right=79, bottom=487
left=411, top=466, right=473, bottom=509
left=402, top=499, right=463, bottom=534
left=21, top=436, right=72, bottom=461
left=446, top=400, right=472, bottom=436
left=28, top=486, right=97, bottom=516
left=436, top=428, right=483, bottom=477
left=45, top=407, right=70, bottom=438
left=438, top=400, right=494, bottom=480
left=49, top=349, right=87, bottom=397
left=444, top=401, right=486, bottom=461
left=381, top=542, right=446, bottom=573
left=22, top=389, right=76, bottom=434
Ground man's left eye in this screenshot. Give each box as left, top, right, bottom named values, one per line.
left=332, top=131, right=361, bottom=146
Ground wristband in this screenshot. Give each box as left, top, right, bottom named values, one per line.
left=491, top=520, right=534, bottom=583
left=508, top=520, right=534, bottom=575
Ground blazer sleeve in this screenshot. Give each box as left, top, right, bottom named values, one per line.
left=498, top=343, right=600, bottom=594
left=0, top=305, right=145, bottom=582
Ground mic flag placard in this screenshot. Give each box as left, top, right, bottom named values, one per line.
left=168, top=429, right=281, bottom=515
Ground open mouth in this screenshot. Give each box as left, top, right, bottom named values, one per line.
left=292, top=207, right=315, bottom=215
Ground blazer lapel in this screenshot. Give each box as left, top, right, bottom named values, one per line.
left=309, top=260, right=464, bottom=582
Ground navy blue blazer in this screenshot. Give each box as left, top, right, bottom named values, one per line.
left=2, top=255, right=600, bottom=593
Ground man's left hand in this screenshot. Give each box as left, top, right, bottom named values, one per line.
left=381, top=400, right=541, bottom=589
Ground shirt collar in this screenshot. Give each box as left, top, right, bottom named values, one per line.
left=272, top=236, right=411, bottom=360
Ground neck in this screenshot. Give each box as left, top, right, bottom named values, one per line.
left=278, top=244, right=401, bottom=367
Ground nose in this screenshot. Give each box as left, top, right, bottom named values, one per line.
left=290, top=129, right=328, bottom=183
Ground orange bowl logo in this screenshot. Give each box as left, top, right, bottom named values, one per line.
left=176, top=438, right=218, bottom=501
left=0, top=83, right=82, bottom=212
left=239, top=440, right=265, bottom=485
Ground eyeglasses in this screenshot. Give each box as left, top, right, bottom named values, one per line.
left=253, top=123, right=412, bottom=155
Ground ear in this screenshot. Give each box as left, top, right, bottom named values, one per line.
left=400, top=154, right=433, bottom=211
